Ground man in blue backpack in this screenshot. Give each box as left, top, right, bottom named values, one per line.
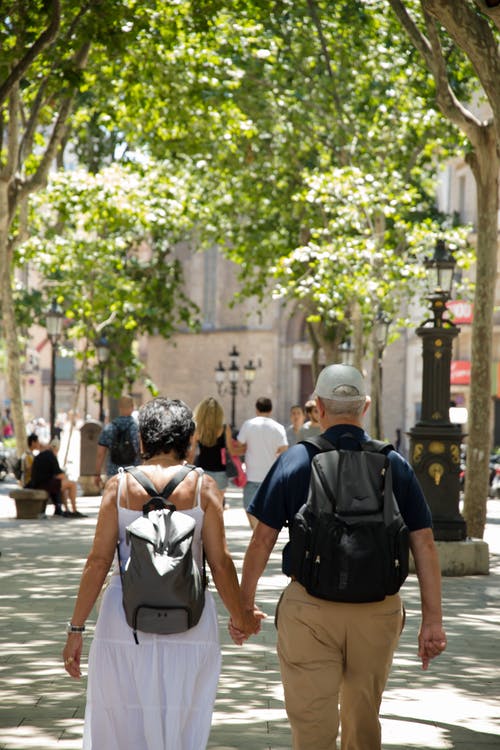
left=94, top=395, right=140, bottom=487
left=233, top=364, right=447, bottom=750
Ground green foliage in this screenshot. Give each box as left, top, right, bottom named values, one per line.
left=94, top=0, right=467, bottom=350
left=2, top=0, right=476, bottom=375
left=15, top=162, right=201, bottom=394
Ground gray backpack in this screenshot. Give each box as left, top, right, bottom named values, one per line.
left=289, top=435, right=409, bottom=603
left=118, top=465, right=206, bottom=644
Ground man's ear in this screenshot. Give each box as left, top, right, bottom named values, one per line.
left=363, top=396, right=371, bottom=415
left=316, top=396, right=326, bottom=418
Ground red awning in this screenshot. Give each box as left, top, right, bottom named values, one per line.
left=450, top=360, right=470, bottom=385
left=447, top=300, right=473, bottom=324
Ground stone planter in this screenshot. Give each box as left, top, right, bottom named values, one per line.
left=9, top=489, right=49, bottom=519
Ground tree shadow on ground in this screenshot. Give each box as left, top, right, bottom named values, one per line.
left=1, top=498, right=499, bottom=750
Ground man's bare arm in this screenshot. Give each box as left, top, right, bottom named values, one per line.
left=240, top=521, right=280, bottom=611
left=409, top=527, right=447, bottom=670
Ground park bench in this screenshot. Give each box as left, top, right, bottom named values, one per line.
left=9, top=488, right=49, bottom=519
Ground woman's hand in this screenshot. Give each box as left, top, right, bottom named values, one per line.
left=62, top=633, right=83, bottom=679
left=228, top=607, right=266, bottom=645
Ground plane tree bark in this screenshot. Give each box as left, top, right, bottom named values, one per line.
left=388, top=0, right=500, bottom=538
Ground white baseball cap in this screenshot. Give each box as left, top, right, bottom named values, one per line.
left=314, top=364, right=366, bottom=401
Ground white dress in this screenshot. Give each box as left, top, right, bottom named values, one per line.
left=83, top=469, right=221, bottom=750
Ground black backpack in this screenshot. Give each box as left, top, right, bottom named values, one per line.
left=109, top=421, right=136, bottom=466
left=117, top=465, right=207, bottom=644
left=289, top=435, right=409, bottom=603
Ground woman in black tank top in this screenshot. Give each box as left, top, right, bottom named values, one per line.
left=192, top=397, right=235, bottom=505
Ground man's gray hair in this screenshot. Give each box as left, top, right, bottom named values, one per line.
left=322, top=386, right=366, bottom=418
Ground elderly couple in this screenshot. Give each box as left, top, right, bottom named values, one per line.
left=63, top=364, right=446, bottom=750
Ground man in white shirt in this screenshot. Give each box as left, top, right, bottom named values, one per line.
left=234, top=397, right=288, bottom=528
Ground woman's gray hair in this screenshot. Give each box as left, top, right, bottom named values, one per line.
left=321, top=386, right=367, bottom=418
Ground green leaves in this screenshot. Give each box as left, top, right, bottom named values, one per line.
left=16, top=162, right=201, bottom=393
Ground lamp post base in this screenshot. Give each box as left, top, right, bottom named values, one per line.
left=409, top=422, right=467, bottom=542
left=410, top=538, right=489, bottom=575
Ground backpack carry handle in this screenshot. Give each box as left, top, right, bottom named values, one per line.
left=141, top=497, right=176, bottom=515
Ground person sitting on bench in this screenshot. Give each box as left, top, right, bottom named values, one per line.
left=29, top=438, right=84, bottom=518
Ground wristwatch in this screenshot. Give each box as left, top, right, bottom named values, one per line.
left=66, top=622, right=86, bottom=633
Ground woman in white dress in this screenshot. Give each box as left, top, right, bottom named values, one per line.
left=62, top=397, right=261, bottom=750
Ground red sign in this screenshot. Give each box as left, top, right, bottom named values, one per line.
left=447, top=300, right=473, bottom=324
left=450, top=360, right=471, bottom=385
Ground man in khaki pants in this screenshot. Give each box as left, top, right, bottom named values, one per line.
left=232, top=364, right=446, bottom=749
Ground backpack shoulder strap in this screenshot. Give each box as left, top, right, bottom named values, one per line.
left=361, top=440, right=394, bottom=456
left=125, top=464, right=196, bottom=499
left=299, top=435, right=336, bottom=453
left=160, top=464, right=197, bottom=500
left=125, top=466, right=159, bottom=497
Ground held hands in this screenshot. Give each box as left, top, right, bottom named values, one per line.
left=418, top=622, right=447, bottom=670
left=228, top=607, right=266, bottom=646
left=62, top=633, right=83, bottom=679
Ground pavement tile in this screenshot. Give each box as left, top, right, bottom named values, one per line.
left=1, top=479, right=500, bottom=749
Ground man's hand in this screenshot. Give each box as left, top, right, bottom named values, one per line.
left=228, top=607, right=266, bottom=645
left=418, top=622, right=447, bottom=670
left=94, top=474, right=103, bottom=489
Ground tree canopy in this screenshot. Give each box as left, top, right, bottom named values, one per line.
left=1, top=1, right=477, bottom=462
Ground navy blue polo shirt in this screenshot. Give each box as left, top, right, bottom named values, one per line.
left=248, top=425, right=432, bottom=576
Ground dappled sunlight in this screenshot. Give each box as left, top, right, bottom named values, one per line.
left=1, top=495, right=500, bottom=749
left=0, top=725, right=83, bottom=749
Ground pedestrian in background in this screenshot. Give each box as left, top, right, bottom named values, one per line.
left=297, top=398, right=322, bottom=440
left=233, top=397, right=288, bottom=528
left=192, top=396, right=234, bottom=508
left=233, top=364, right=446, bottom=749
left=285, top=404, right=305, bottom=447
left=94, top=395, right=140, bottom=487
left=20, top=432, right=40, bottom=488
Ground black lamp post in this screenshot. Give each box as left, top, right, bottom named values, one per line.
left=215, top=345, right=257, bottom=430
left=46, top=299, right=64, bottom=440
left=409, top=239, right=467, bottom=541
left=339, top=338, right=355, bottom=365
left=96, top=336, right=109, bottom=423
left=373, top=311, right=392, bottom=440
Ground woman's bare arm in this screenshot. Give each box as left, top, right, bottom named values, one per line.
left=62, top=476, right=120, bottom=677
left=202, top=478, right=263, bottom=639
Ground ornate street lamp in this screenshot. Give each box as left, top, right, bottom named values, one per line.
left=339, top=338, right=354, bottom=365
left=215, top=345, right=256, bottom=430
left=96, top=336, right=109, bottom=423
left=46, top=299, right=64, bottom=440
left=409, top=239, right=467, bottom=541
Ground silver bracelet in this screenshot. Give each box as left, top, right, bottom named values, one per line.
left=66, top=622, right=86, bottom=634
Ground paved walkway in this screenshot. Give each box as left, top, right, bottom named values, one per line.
left=0, top=479, right=499, bottom=750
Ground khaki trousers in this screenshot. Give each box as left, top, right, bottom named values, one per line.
left=276, top=581, right=403, bottom=750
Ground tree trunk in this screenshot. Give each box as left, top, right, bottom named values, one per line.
left=352, top=302, right=364, bottom=372
left=370, top=347, right=383, bottom=439
left=463, top=132, right=500, bottom=539
left=0, top=181, right=27, bottom=455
